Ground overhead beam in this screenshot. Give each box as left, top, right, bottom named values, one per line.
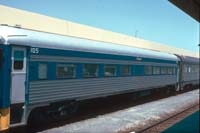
left=169, top=0, right=200, bottom=22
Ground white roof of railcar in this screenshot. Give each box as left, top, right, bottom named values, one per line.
left=0, top=26, right=179, bottom=62
left=181, top=56, right=199, bottom=64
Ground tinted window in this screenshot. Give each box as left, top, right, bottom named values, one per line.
left=173, top=67, right=176, bottom=74
left=184, top=65, right=191, bottom=73
left=121, top=65, right=131, bottom=76
left=168, top=67, right=173, bottom=74
left=194, top=65, right=199, bottom=73
left=38, top=64, right=47, bottom=79
left=161, top=67, right=167, bottom=74
left=0, top=49, right=2, bottom=69
left=56, top=64, right=76, bottom=79
left=144, top=66, right=152, bottom=75
left=83, top=64, right=98, bottom=78
left=184, top=65, right=187, bottom=73
left=104, top=65, right=116, bottom=77
left=191, top=65, right=196, bottom=73
left=188, top=66, right=191, bottom=73
left=14, top=50, right=24, bottom=70
left=153, top=66, right=160, bottom=75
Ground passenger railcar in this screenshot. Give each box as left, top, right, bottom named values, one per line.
left=0, top=25, right=199, bottom=131
left=179, top=56, right=199, bottom=89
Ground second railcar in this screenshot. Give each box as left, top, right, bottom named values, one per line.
left=179, top=56, right=199, bottom=89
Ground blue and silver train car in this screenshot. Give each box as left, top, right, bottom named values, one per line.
left=179, top=56, right=199, bottom=89
left=0, top=25, right=195, bottom=130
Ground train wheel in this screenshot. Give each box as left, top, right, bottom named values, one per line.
left=28, top=107, right=50, bottom=127
left=49, top=101, right=79, bottom=121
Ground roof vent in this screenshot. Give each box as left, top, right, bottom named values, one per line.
left=0, top=24, right=8, bottom=26
left=15, top=24, right=21, bottom=28
left=136, top=57, right=142, bottom=61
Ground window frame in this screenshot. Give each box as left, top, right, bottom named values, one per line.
left=161, top=67, right=168, bottom=75
left=83, top=64, right=99, bottom=78
left=121, top=65, right=132, bottom=76
left=144, top=66, right=152, bottom=75
left=187, top=66, right=191, bottom=73
left=56, top=63, right=76, bottom=79
left=167, top=67, right=173, bottom=75
left=104, top=64, right=117, bottom=77
left=38, top=63, right=48, bottom=80
left=13, top=50, right=24, bottom=71
left=184, top=65, right=188, bottom=73
left=153, top=66, right=160, bottom=75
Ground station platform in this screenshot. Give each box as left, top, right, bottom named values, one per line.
left=162, top=110, right=199, bottom=133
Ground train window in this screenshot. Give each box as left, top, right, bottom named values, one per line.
left=38, top=63, right=47, bottom=79
left=144, top=66, right=152, bottom=75
left=167, top=67, right=173, bottom=74
left=173, top=67, right=176, bottom=74
left=161, top=67, right=167, bottom=74
left=184, top=65, right=187, bottom=73
left=83, top=64, right=98, bottom=78
left=0, top=49, right=2, bottom=69
left=104, top=64, right=116, bottom=77
left=195, top=66, right=199, bottom=73
left=153, top=66, right=160, bottom=75
left=56, top=64, right=76, bottom=79
left=191, top=65, right=196, bottom=73
left=184, top=65, right=192, bottom=73
left=196, top=66, right=199, bottom=72
left=121, top=65, right=131, bottom=76
left=194, top=66, right=196, bottom=73
left=188, top=66, right=191, bottom=73
left=190, top=66, right=193, bottom=73
left=14, top=50, right=24, bottom=70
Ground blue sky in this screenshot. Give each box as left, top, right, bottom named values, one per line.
left=0, top=0, right=199, bottom=52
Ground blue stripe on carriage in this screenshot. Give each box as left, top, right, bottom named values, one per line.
left=30, top=47, right=178, bottom=64
left=28, top=47, right=178, bottom=81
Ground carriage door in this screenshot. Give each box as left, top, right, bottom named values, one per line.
left=11, top=47, right=27, bottom=124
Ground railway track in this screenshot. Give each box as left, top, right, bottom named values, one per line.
left=136, top=103, right=199, bottom=133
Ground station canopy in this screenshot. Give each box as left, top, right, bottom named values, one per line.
left=169, top=0, right=200, bottom=22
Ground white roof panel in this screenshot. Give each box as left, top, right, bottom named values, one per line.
left=0, top=26, right=178, bottom=62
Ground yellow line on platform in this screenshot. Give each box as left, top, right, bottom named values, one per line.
left=0, top=108, right=10, bottom=131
